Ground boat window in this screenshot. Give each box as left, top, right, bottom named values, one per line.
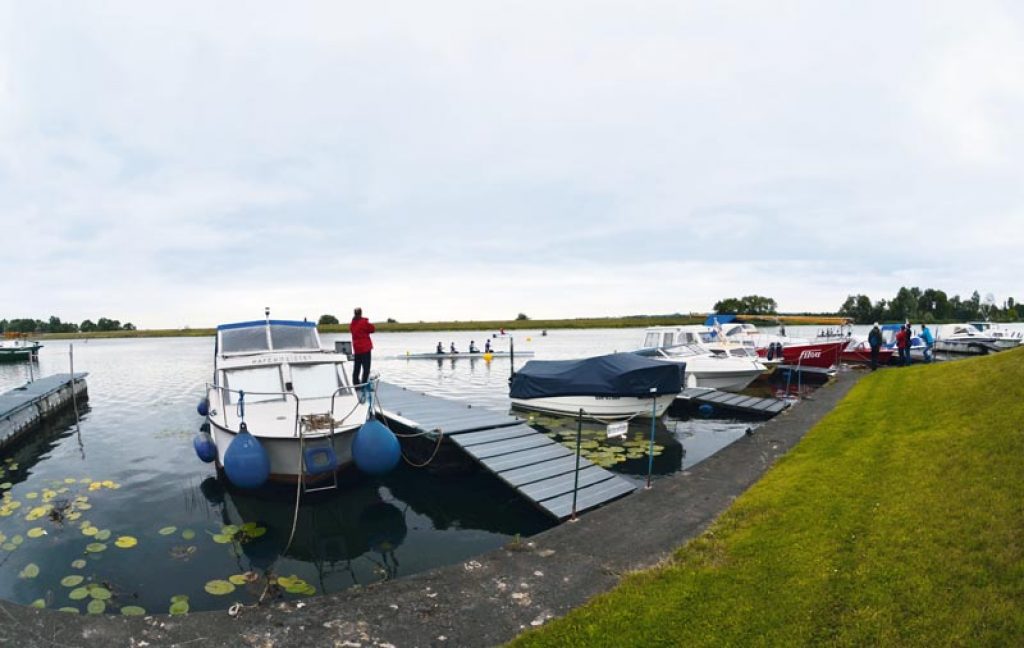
left=220, top=327, right=270, bottom=354
left=290, top=363, right=340, bottom=399
left=662, top=332, right=674, bottom=347
left=270, top=325, right=319, bottom=351
left=643, top=333, right=659, bottom=348
left=224, top=366, right=284, bottom=404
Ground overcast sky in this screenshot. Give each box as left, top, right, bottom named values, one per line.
left=2, top=1, right=1022, bottom=328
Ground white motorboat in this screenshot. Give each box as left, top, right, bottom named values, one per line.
left=968, top=322, right=1023, bottom=350
left=509, top=353, right=682, bottom=421
left=932, top=324, right=1007, bottom=354
left=198, top=315, right=389, bottom=488
left=635, top=338, right=767, bottom=392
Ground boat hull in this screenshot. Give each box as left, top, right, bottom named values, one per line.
left=209, top=422, right=357, bottom=484
left=688, top=368, right=765, bottom=392
left=757, top=341, right=845, bottom=369
left=510, top=394, right=672, bottom=420
left=400, top=351, right=534, bottom=359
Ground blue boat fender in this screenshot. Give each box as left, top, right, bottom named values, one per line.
left=193, top=429, right=217, bottom=463
left=197, top=397, right=210, bottom=417
left=698, top=403, right=715, bottom=418
left=223, top=422, right=271, bottom=488
left=352, top=420, right=401, bottom=475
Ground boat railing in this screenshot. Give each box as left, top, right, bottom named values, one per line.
left=206, top=383, right=302, bottom=437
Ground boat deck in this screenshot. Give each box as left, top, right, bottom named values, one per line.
left=675, top=387, right=789, bottom=417
left=375, top=382, right=635, bottom=520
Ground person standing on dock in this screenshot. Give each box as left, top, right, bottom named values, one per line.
left=896, top=324, right=911, bottom=366
left=350, top=307, right=375, bottom=385
left=868, top=323, right=883, bottom=370
left=920, top=323, right=934, bottom=363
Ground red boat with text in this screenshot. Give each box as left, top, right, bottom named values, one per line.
left=704, top=314, right=846, bottom=371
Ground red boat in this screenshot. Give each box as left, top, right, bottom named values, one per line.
left=755, top=339, right=846, bottom=370
left=838, top=338, right=896, bottom=365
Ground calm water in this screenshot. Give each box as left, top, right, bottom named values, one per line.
left=0, top=324, right=894, bottom=614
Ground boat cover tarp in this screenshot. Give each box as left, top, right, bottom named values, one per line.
left=704, top=313, right=738, bottom=327
left=510, top=353, right=683, bottom=399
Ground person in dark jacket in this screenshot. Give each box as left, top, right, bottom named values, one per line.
left=350, top=307, right=375, bottom=385
left=868, top=323, right=883, bottom=370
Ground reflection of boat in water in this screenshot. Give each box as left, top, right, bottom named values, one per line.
left=206, top=476, right=408, bottom=583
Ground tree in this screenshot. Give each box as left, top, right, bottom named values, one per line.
left=318, top=314, right=339, bottom=326
left=713, top=295, right=777, bottom=315
left=516, top=313, right=530, bottom=321
left=122, top=322, right=136, bottom=331
left=80, top=320, right=97, bottom=332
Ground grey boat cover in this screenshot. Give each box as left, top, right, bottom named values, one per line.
left=509, top=353, right=684, bottom=399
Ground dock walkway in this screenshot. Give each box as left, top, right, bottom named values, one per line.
left=0, top=373, right=88, bottom=448
left=675, top=387, right=789, bottom=417
left=375, top=382, right=635, bottom=520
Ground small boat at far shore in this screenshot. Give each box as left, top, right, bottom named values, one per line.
left=399, top=351, right=535, bottom=360
left=509, top=353, right=683, bottom=421
left=0, top=336, right=43, bottom=362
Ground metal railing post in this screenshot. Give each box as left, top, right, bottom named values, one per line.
left=570, top=408, right=583, bottom=521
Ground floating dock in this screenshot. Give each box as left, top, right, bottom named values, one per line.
left=674, top=387, right=789, bottom=417
left=0, top=373, right=88, bottom=449
left=375, top=382, right=635, bottom=521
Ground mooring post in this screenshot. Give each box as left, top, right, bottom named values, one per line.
left=645, top=395, right=657, bottom=489
left=570, top=408, right=583, bottom=521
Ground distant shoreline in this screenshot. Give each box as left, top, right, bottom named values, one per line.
left=30, top=313, right=859, bottom=340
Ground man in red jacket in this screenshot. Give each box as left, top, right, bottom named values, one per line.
left=350, top=307, right=376, bottom=385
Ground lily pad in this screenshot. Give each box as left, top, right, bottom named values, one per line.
left=94, top=529, right=111, bottom=541
left=170, top=594, right=189, bottom=603
left=158, top=526, right=177, bottom=536
left=211, top=534, right=233, bottom=544
left=85, top=542, right=107, bottom=553
left=26, top=527, right=46, bottom=539
left=169, top=600, right=189, bottom=615
left=61, top=575, right=84, bottom=587
left=121, top=605, right=146, bottom=616
left=64, top=478, right=77, bottom=484
left=75, top=503, right=92, bottom=510
left=181, top=529, right=195, bottom=540
left=58, top=607, right=80, bottom=614
left=221, top=524, right=239, bottom=536
left=11, top=535, right=24, bottom=545
left=25, top=492, right=38, bottom=499
left=89, top=587, right=111, bottom=600
left=81, top=526, right=98, bottom=537
left=114, top=536, right=138, bottom=549
left=19, top=563, right=40, bottom=579
left=86, top=599, right=106, bottom=614
left=204, top=579, right=235, bottom=595
left=71, top=559, right=87, bottom=569
left=69, top=587, right=90, bottom=600
left=228, top=573, right=249, bottom=585
left=0, top=483, right=11, bottom=490
left=2, top=542, right=18, bottom=551
left=30, top=599, right=46, bottom=608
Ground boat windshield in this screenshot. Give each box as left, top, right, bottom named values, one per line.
left=661, top=344, right=703, bottom=358
left=221, top=327, right=270, bottom=354
left=270, top=324, right=319, bottom=351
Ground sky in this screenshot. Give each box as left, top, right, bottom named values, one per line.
left=2, top=1, right=1022, bottom=328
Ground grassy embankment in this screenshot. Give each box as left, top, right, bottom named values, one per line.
left=513, top=348, right=1024, bottom=646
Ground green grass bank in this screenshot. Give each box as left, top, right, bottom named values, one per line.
left=513, top=349, right=1024, bottom=646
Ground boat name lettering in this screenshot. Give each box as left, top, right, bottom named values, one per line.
left=249, top=355, right=315, bottom=365
left=798, top=350, right=823, bottom=360
left=595, top=396, right=622, bottom=401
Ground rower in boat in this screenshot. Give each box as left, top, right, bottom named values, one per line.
left=484, top=339, right=492, bottom=353
left=449, top=342, right=459, bottom=354
left=436, top=341, right=444, bottom=354
left=469, top=340, right=480, bottom=353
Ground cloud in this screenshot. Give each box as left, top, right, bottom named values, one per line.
left=1, top=1, right=1023, bottom=327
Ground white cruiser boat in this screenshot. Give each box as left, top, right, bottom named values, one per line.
left=201, top=316, right=372, bottom=487
left=933, top=323, right=1009, bottom=354
left=638, top=328, right=766, bottom=391
left=968, top=322, right=1022, bottom=350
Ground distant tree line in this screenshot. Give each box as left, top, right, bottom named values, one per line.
left=839, top=288, right=1023, bottom=324
left=712, top=295, right=778, bottom=315
left=0, top=316, right=136, bottom=334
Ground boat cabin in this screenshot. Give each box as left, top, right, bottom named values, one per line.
left=213, top=320, right=354, bottom=409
